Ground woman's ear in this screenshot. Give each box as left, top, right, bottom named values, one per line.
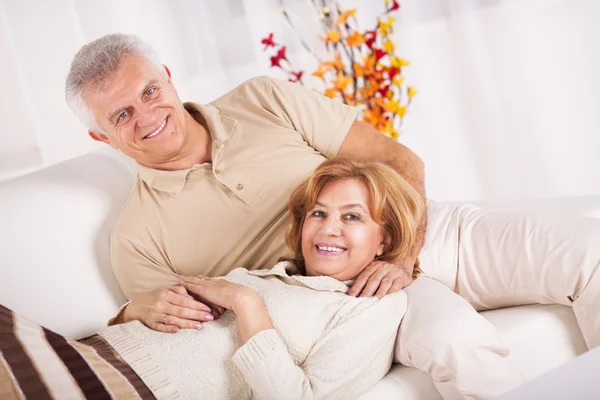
left=376, top=231, right=392, bottom=257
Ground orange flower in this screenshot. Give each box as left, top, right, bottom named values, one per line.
left=324, top=87, right=340, bottom=98
left=323, top=53, right=344, bottom=71
left=346, top=30, right=364, bottom=47
left=333, top=73, right=353, bottom=91
left=320, top=30, right=342, bottom=44
left=336, top=8, right=357, bottom=26
left=312, top=64, right=329, bottom=79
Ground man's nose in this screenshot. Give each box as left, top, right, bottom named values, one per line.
left=136, top=103, right=159, bottom=127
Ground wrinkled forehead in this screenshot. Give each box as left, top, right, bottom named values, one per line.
left=86, top=54, right=154, bottom=93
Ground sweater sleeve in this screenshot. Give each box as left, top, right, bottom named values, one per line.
left=231, top=292, right=407, bottom=400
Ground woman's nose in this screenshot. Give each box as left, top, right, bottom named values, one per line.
left=320, top=216, right=342, bottom=236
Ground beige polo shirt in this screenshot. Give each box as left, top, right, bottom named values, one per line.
left=111, top=76, right=359, bottom=299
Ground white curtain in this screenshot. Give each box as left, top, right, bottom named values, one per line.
left=1, top=0, right=599, bottom=202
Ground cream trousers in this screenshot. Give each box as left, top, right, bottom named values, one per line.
left=395, top=203, right=600, bottom=399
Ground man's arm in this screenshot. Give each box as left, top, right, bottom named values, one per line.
left=338, top=120, right=427, bottom=296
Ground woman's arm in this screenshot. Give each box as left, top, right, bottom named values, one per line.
left=232, top=292, right=407, bottom=400
left=231, top=291, right=274, bottom=344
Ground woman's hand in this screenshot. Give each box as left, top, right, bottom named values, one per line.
left=122, top=285, right=216, bottom=333
left=179, top=275, right=258, bottom=313
left=180, top=275, right=273, bottom=343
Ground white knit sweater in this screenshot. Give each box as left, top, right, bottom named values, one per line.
left=100, top=262, right=407, bottom=400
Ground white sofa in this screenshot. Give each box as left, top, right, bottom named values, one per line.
left=0, top=148, right=598, bottom=399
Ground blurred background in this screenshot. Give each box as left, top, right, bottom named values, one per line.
left=0, top=0, right=599, bottom=202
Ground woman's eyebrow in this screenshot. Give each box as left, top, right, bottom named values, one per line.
left=314, top=201, right=367, bottom=211
left=341, top=203, right=368, bottom=212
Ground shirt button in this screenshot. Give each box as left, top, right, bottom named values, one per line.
left=236, top=183, right=244, bottom=190
left=215, top=169, right=220, bottom=175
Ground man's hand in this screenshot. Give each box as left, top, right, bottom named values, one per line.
left=122, top=285, right=218, bottom=333
left=348, top=261, right=414, bottom=298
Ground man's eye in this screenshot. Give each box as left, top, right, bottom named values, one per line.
left=145, top=88, right=155, bottom=96
left=118, top=111, right=128, bottom=120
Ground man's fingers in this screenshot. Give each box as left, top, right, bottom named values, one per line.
left=389, top=276, right=412, bottom=293
left=359, top=273, right=385, bottom=297
left=348, top=267, right=376, bottom=297
left=374, top=277, right=394, bottom=298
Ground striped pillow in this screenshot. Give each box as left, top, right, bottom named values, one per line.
left=0, top=304, right=155, bottom=399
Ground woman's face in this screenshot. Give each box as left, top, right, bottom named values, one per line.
left=302, top=178, right=387, bottom=280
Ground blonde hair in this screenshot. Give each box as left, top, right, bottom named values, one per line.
left=285, top=158, right=424, bottom=273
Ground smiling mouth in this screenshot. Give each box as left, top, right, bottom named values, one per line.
left=143, top=116, right=169, bottom=139
left=315, top=244, right=347, bottom=256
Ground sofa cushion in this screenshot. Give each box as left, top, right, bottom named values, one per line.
left=358, top=304, right=588, bottom=400
left=0, top=149, right=135, bottom=338
left=0, top=304, right=155, bottom=399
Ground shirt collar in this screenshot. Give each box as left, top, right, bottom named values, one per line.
left=247, top=261, right=354, bottom=293
left=136, top=102, right=237, bottom=194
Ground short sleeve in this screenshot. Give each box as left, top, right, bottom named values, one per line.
left=110, top=234, right=178, bottom=300
left=243, top=76, right=359, bottom=158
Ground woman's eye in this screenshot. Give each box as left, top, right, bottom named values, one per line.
left=311, top=210, right=325, bottom=218
left=344, top=213, right=361, bottom=221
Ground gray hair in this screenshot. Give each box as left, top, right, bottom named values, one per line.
left=65, top=33, right=166, bottom=133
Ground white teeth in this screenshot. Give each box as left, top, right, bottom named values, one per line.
left=317, top=245, right=344, bottom=252
left=145, top=117, right=167, bottom=139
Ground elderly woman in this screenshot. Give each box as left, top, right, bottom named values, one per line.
left=96, top=158, right=424, bottom=400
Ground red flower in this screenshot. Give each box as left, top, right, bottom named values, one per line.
left=374, top=48, right=387, bottom=61
left=386, top=0, right=400, bottom=13
left=270, top=46, right=288, bottom=68
left=261, top=33, right=276, bottom=50
left=289, top=70, right=304, bottom=83
left=377, top=84, right=390, bottom=97
left=364, top=30, right=377, bottom=49
left=388, top=67, right=399, bottom=79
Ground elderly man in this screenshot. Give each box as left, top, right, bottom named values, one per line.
left=66, top=33, right=600, bottom=399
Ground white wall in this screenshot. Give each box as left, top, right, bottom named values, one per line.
left=0, top=0, right=599, bottom=201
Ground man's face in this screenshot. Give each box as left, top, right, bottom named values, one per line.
left=83, top=54, right=189, bottom=168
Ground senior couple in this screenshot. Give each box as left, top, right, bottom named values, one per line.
left=65, top=34, right=600, bottom=399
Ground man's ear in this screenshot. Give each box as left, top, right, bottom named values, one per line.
left=88, top=130, right=117, bottom=149
left=163, top=64, right=172, bottom=83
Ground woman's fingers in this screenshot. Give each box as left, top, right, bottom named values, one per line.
left=163, top=314, right=205, bottom=331
left=146, top=320, right=179, bottom=333
left=165, top=286, right=211, bottom=312
left=168, top=304, right=214, bottom=322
